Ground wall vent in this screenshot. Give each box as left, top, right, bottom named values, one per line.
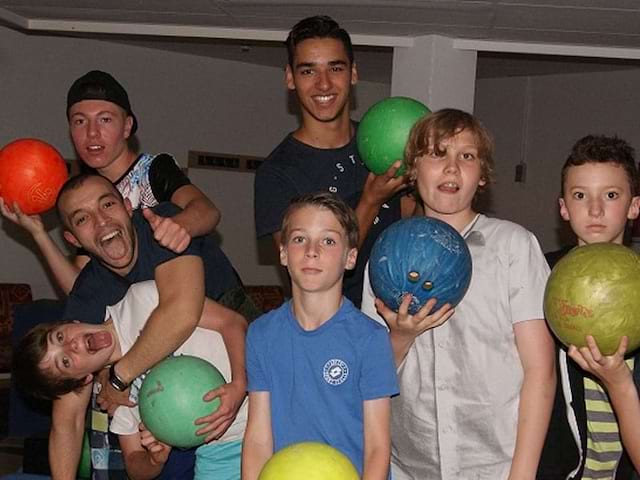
left=188, top=151, right=263, bottom=173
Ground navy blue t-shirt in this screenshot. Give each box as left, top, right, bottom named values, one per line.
left=64, top=202, right=239, bottom=323
left=254, top=130, right=402, bottom=307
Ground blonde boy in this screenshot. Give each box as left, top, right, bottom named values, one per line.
left=362, top=108, right=556, bottom=479
left=243, top=193, right=398, bottom=479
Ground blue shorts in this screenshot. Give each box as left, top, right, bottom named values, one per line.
left=195, top=439, right=242, bottom=480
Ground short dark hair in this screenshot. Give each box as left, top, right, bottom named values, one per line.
left=280, top=192, right=359, bottom=249
left=405, top=108, right=495, bottom=191
left=12, top=321, right=87, bottom=401
left=55, top=173, right=123, bottom=227
left=285, top=15, right=354, bottom=68
left=561, top=135, right=639, bottom=196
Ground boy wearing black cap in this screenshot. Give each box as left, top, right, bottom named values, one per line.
left=0, top=71, right=230, bottom=479
left=1, top=70, right=221, bottom=293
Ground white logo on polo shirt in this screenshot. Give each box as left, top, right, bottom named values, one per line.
left=323, top=358, right=349, bottom=386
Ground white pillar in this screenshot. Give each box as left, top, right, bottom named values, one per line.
left=391, top=35, right=477, bottom=113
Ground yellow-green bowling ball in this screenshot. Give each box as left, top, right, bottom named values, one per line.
left=544, top=243, right=640, bottom=355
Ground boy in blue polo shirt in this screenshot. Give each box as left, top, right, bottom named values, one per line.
left=243, top=193, right=398, bottom=479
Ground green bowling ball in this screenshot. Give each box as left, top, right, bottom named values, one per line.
left=259, top=442, right=359, bottom=480
left=138, top=355, right=226, bottom=448
left=544, top=243, right=640, bottom=355
left=357, top=96, right=431, bottom=176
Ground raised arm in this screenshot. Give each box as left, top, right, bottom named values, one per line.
left=49, top=385, right=92, bottom=479
left=354, top=161, right=408, bottom=248
left=0, top=199, right=81, bottom=294
left=509, top=319, right=556, bottom=480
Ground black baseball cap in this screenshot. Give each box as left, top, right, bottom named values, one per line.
left=67, top=70, right=138, bottom=134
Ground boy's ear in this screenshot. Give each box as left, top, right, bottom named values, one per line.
left=123, top=115, right=134, bottom=140
left=82, top=373, right=94, bottom=386
left=345, top=248, right=358, bottom=271
left=558, top=198, right=570, bottom=221
left=285, top=65, right=295, bottom=91
left=628, top=196, right=640, bottom=220
left=279, top=244, right=288, bottom=267
left=63, top=230, right=82, bottom=248
left=350, top=62, right=359, bottom=85
left=125, top=197, right=133, bottom=217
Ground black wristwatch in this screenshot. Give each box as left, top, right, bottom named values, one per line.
left=109, top=363, right=129, bottom=392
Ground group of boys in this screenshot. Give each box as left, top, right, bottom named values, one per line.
left=5, top=13, right=640, bottom=480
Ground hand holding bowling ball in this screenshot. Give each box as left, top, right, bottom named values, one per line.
left=0, top=197, right=46, bottom=237
left=139, top=355, right=226, bottom=448
left=567, top=335, right=631, bottom=390
left=0, top=138, right=68, bottom=215
left=369, top=216, right=472, bottom=314
left=544, top=243, right=640, bottom=355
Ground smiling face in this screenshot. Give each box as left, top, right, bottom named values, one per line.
left=560, top=162, right=640, bottom=246
left=414, top=129, right=486, bottom=232
left=280, top=205, right=357, bottom=296
left=59, top=176, right=138, bottom=275
left=285, top=37, right=358, bottom=127
left=68, top=99, right=134, bottom=181
left=39, top=321, right=117, bottom=383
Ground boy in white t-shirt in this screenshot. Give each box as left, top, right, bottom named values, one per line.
left=14, top=280, right=247, bottom=480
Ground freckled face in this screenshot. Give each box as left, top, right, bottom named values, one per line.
left=414, top=129, right=486, bottom=231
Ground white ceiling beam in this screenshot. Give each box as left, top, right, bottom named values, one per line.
left=454, top=38, right=640, bottom=60
left=0, top=7, right=28, bottom=28
left=0, top=11, right=414, bottom=47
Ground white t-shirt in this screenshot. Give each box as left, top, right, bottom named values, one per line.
left=361, top=214, right=550, bottom=480
left=107, top=280, right=247, bottom=444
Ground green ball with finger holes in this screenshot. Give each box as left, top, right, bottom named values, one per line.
left=138, top=355, right=226, bottom=448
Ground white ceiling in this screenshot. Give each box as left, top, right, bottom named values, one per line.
left=2, top=0, right=640, bottom=80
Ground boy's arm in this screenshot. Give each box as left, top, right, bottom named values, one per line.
left=362, top=397, right=391, bottom=480
left=608, top=384, right=640, bottom=473
left=49, top=385, right=92, bottom=479
left=355, top=161, right=408, bottom=248
left=119, top=427, right=171, bottom=480
left=108, top=255, right=205, bottom=389
left=194, top=298, right=248, bottom=442
left=242, top=391, right=273, bottom=480
left=509, top=319, right=556, bottom=480
left=376, top=294, right=454, bottom=366
left=568, top=335, right=640, bottom=472
left=0, top=199, right=81, bottom=294
left=147, top=184, right=220, bottom=253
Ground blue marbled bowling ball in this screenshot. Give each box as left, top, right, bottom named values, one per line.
left=369, top=217, right=472, bottom=314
